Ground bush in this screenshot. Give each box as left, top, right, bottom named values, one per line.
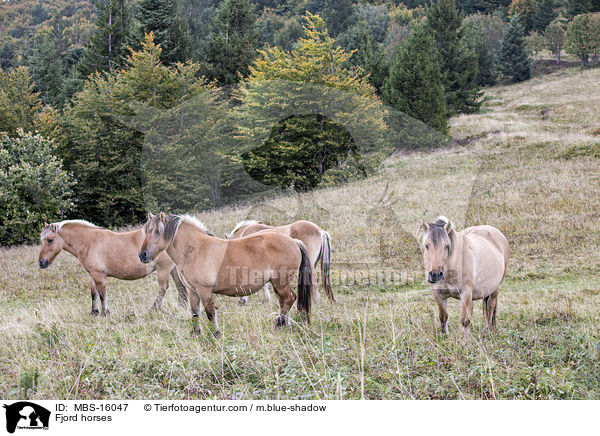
left=0, top=130, right=72, bottom=245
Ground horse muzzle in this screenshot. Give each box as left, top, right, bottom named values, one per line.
left=39, top=259, right=49, bottom=269
left=138, top=250, right=152, bottom=264
left=427, top=270, right=444, bottom=283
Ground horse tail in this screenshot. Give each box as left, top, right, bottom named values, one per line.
left=296, top=240, right=313, bottom=323
left=319, top=230, right=335, bottom=302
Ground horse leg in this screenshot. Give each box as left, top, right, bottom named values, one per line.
left=91, top=273, right=109, bottom=316
left=460, top=287, right=473, bottom=337
left=198, top=287, right=220, bottom=337
left=187, top=286, right=202, bottom=335
left=487, top=289, right=500, bottom=331
left=262, top=282, right=272, bottom=304
left=170, top=267, right=188, bottom=308
left=89, top=278, right=100, bottom=316
left=271, top=281, right=296, bottom=328
left=433, top=292, right=449, bottom=334
left=152, top=266, right=171, bottom=311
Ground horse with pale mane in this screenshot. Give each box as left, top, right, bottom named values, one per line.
left=227, top=219, right=333, bottom=305
left=138, top=213, right=315, bottom=335
left=38, top=220, right=187, bottom=315
left=420, top=216, right=509, bottom=335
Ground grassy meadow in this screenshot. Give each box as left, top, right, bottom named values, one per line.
left=1, top=67, right=600, bottom=400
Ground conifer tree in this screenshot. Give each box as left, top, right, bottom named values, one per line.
left=29, top=30, right=63, bottom=107
left=78, top=0, right=131, bottom=77
left=533, top=0, right=557, bottom=32
left=498, top=14, right=531, bottom=82
left=202, top=0, right=258, bottom=86
left=137, top=0, right=192, bottom=66
left=428, top=0, right=481, bottom=115
left=384, top=22, right=448, bottom=133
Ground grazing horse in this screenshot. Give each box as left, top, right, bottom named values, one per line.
left=138, top=213, right=314, bottom=334
left=38, top=220, right=188, bottom=315
left=228, top=219, right=334, bottom=305
left=420, top=216, right=509, bottom=335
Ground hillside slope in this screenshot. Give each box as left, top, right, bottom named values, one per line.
left=0, top=68, right=599, bottom=400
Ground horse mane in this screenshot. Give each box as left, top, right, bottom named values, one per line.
left=227, top=220, right=261, bottom=238
left=41, top=219, right=100, bottom=240
left=425, top=215, right=455, bottom=254
left=163, top=214, right=213, bottom=242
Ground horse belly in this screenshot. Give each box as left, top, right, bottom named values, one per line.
left=472, top=251, right=506, bottom=298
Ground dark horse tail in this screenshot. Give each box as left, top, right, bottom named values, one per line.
left=319, top=230, right=335, bottom=302
left=296, top=240, right=313, bottom=323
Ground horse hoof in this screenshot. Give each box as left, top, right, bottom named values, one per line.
left=238, top=298, right=247, bottom=306
left=90, top=310, right=100, bottom=316
left=275, top=317, right=287, bottom=329
left=213, top=330, right=221, bottom=338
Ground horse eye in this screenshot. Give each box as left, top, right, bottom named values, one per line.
left=445, top=245, right=449, bottom=251
left=154, top=229, right=160, bottom=235
left=425, top=244, right=429, bottom=250
left=47, top=239, right=53, bottom=244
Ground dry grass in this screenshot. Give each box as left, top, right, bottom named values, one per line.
left=1, top=68, right=600, bottom=399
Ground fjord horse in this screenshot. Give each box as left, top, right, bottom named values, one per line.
left=38, top=220, right=188, bottom=314
left=228, top=220, right=334, bottom=305
left=138, top=213, right=314, bottom=334
left=420, top=216, right=509, bottom=335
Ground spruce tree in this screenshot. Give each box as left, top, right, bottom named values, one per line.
left=203, top=0, right=258, bottom=86
left=533, top=0, right=557, bottom=32
left=78, top=0, right=131, bottom=77
left=137, top=0, right=192, bottom=66
left=29, top=31, right=63, bottom=107
left=428, top=0, right=481, bottom=115
left=498, top=14, right=531, bottom=82
left=384, top=23, right=448, bottom=133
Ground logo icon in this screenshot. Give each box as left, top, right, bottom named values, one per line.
left=2, top=402, right=50, bottom=434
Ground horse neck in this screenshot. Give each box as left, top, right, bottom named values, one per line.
left=167, top=221, right=212, bottom=265
left=446, top=231, right=465, bottom=269
left=59, top=225, right=89, bottom=258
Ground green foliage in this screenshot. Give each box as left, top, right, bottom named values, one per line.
left=338, top=21, right=389, bottom=94
left=59, top=34, right=208, bottom=226
left=498, top=14, right=532, bottom=82
left=509, top=0, right=537, bottom=33
left=137, top=0, right=192, bottom=66
left=533, top=0, right=557, bottom=32
left=565, top=0, right=600, bottom=19
left=0, top=130, right=73, bottom=245
left=202, top=0, right=258, bottom=86
left=237, top=12, right=386, bottom=192
left=565, top=13, right=600, bottom=67
left=384, top=22, right=448, bottom=133
left=526, top=31, right=546, bottom=65
left=242, top=114, right=363, bottom=190
left=428, top=0, right=482, bottom=115
left=545, top=19, right=566, bottom=64
left=78, top=0, right=131, bottom=78
left=0, top=67, right=42, bottom=137
left=28, top=28, right=63, bottom=107
left=463, top=13, right=506, bottom=86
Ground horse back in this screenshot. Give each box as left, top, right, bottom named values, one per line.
left=462, top=225, right=509, bottom=291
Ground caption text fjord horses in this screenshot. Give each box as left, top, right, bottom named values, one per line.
left=38, top=220, right=187, bottom=314
left=138, top=213, right=314, bottom=335
left=228, top=219, right=334, bottom=305
left=421, top=216, right=509, bottom=335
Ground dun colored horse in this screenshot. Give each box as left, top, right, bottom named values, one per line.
left=38, top=220, right=187, bottom=315
left=420, top=216, right=509, bottom=335
left=228, top=220, right=334, bottom=305
left=138, top=213, right=314, bottom=334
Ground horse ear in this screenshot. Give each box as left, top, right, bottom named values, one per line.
left=158, top=212, right=167, bottom=223
left=50, top=224, right=57, bottom=232
left=421, top=222, right=430, bottom=233
left=147, top=212, right=154, bottom=221
left=444, top=220, right=453, bottom=234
